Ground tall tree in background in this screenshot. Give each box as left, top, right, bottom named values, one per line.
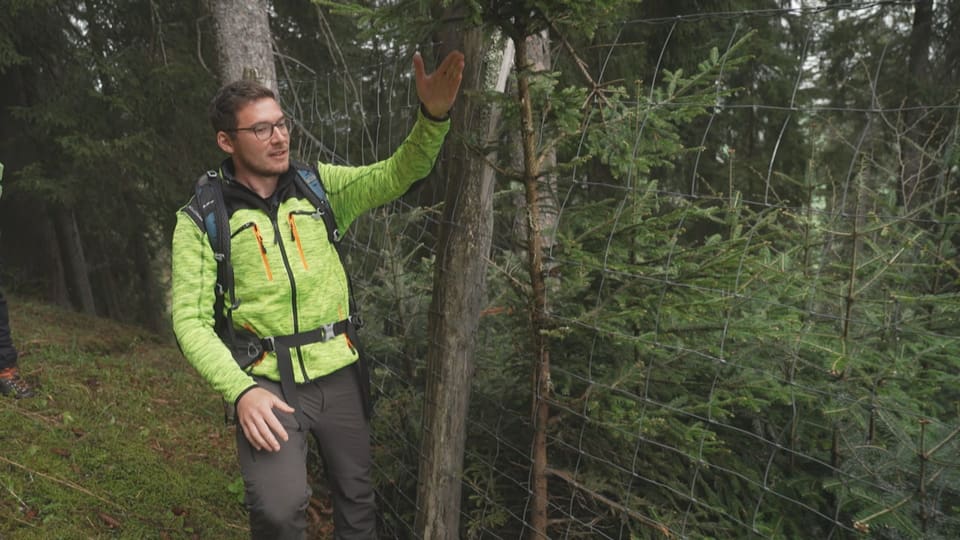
left=900, top=0, right=934, bottom=210
left=211, top=0, right=278, bottom=92
left=0, top=1, right=92, bottom=312
left=0, top=0, right=216, bottom=330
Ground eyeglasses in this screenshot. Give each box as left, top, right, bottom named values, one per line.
left=226, top=118, right=289, bottom=141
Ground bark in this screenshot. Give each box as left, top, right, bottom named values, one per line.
left=947, top=0, right=960, bottom=80
left=92, top=237, right=123, bottom=321
left=414, top=19, right=500, bottom=540
left=900, top=0, right=934, bottom=209
left=514, top=31, right=552, bottom=540
left=210, top=0, right=278, bottom=92
left=38, top=212, right=70, bottom=308
left=133, top=229, right=166, bottom=333
left=504, top=30, right=558, bottom=538
left=510, top=31, right=559, bottom=271
left=54, top=208, right=96, bottom=315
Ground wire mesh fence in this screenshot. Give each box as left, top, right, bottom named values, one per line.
left=281, top=2, right=959, bottom=538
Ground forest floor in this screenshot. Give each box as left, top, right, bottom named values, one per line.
left=0, top=296, right=334, bottom=539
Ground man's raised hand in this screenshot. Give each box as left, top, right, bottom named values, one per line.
left=413, top=50, right=465, bottom=119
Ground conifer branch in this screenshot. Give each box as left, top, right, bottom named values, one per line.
left=546, top=467, right=673, bottom=537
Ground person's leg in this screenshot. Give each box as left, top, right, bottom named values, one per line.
left=237, top=377, right=311, bottom=540
left=0, top=287, right=32, bottom=398
left=307, top=365, right=376, bottom=540
left=0, top=287, right=18, bottom=371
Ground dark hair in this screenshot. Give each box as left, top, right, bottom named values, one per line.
left=208, top=80, right=276, bottom=133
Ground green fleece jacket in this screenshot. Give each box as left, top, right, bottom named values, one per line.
left=172, top=111, right=449, bottom=404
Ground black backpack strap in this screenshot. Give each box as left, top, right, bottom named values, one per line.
left=345, top=322, right=371, bottom=419
left=189, top=170, right=245, bottom=426
left=193, top=171, right=239, bottom=344
left=291, top=161, right=341, bottom=244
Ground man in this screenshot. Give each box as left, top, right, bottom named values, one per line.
left=0, top=161, right=35, bottom=399
left=171, top=50, right=463, bottom=539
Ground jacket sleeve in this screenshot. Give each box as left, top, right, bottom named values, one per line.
left=171, top=210, right=257, bottom=404
left=318, top=108, right=450, bottom=231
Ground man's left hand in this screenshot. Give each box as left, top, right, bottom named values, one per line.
left=414, top=50, right=465, bottom=119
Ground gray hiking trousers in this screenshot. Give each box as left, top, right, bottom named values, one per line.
left=237, top=365, right=375, bottom=540
left=0, top=287, right=18, bottom=370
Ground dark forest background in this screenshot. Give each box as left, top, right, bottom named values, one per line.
left=1, top=0, right=958, bottom=538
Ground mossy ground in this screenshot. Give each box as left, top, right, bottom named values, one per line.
left=0, top=296, right=247, bottom=539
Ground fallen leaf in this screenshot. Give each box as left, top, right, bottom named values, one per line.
left=98, top=512, right=121, bottom=529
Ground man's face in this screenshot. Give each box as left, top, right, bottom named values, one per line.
left=217, top=97, right=290, bottom=179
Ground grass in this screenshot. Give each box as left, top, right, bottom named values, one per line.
left=0, top=296, right=248, bottom=539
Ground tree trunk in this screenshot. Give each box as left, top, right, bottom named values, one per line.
left=511, top=31, right=559, bottom=259
left=210, top=0, right=278, bottom=93
left=414, top=18, right=501, bottom=540
left=133, top=229, right=166, bottom=333
left=514, top=31, right=553, bottom=540
left=947, top=0, right=960, bottom=80
left=92, top=236, right=124, bottom=321
left=38, top=211, right=70, bottom=308
left=900, top=0, right=933, bottom=209
left=54, top=208, right=96, bottom=315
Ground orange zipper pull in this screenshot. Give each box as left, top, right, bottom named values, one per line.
left=287, top=213, right=310, bottom=270
left=252, top=224, right=273, bottom=280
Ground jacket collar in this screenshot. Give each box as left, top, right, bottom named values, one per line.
left=218, top=157, right=296, bottom=201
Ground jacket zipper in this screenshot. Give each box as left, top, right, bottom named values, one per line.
left=270, top=207, right=311, bottom=382
left=291, top=211, right=349, bottom=328
left=231, top=222, right=273, bottom=280
left=287, top=211, right=312, bottom=270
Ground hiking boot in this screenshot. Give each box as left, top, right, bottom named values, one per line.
left=0, top=367, right=35, bottom=399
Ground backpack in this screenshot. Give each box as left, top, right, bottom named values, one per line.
left=185, top=161, right=370, bottom=423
